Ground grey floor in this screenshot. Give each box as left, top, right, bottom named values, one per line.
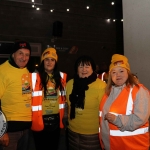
left=28, top=130, right=67, bottom=150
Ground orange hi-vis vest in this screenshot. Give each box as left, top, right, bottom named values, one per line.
left=99, top=84, right=149, bottom=150
left=59, top=72, right=67, bottom=128
left=30, top=73, right=44, bottom=131
left=30, top=72, right=67, bottom=130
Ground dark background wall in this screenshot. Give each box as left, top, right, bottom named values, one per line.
left=0, top=0, right=123, bottom=80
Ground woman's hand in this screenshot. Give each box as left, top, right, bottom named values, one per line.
left=105, top=113, right=117, bottom=123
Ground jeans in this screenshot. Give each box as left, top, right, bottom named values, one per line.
left=0, top=129, right=30, bottom=150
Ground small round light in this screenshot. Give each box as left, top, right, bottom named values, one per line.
left=107, top=19, right=110, bottom=22
left=86, top=6, right=89, bottom=9
left=111, top=2, right=115, bottom=5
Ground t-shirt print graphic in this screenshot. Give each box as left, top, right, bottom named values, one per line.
left=22, top=73, right=31, bottom=94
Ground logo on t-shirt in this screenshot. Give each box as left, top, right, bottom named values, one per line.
left=22, top=74, right=31, bottom=94
left=45, top=80, right=57, bottom=99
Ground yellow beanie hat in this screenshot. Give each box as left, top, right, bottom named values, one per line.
left=109, top=54, right=130, bottom=72
left=41, top=48, right=58, bottom=62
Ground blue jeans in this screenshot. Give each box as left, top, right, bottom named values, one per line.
left=0, top=129, right=29, bottom=150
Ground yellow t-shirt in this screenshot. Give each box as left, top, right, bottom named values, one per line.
left=66, top=78, right=106, bottom=134
left=42, top=74, right=59, bottom=115
left=0, top=61, right=32, bottom=121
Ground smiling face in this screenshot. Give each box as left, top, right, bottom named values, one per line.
left=12, top=49, right=30, bottom=68
left=44, top=57, right=56, bottom=74
left=110, top=66, right=128, bottom=86
left=78, top=62, right=93, bottom=78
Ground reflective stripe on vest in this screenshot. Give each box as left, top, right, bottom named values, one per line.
left=99, top=111, right=119, bottom=117
left=60, top=72, right=64, bottom=79
left=32, top=105, right=42, bottom=111
left=126, top=87, right=133, bottom=115
left=32, top=91, right=42, bottom=97
left=32, top=73, right=37, bottom=90
left=59, top=90, right=66, bottom=96
left=99, top=111, right=102, bottom=117
left=101, top=72, right=105, bottom=81
left=59, top=104, right=65, bottom=109
left=110, top=127, right=148, bottom=136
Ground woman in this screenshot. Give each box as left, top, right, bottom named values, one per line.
left=32, top=48, right=67, bottom=150
left=66, top=55, right=106, bottom=150
left=99, top=54, right=150, bottom=150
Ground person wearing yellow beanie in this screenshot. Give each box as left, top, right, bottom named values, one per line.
left=109, top=54, right=130, bottom=72
left=32, top=47, right=67, bottom=150
left=41, top=48, right=58, bottom=62
left=99, top=54, right=150, bottom=150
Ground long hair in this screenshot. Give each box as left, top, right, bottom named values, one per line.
left=38, top=61, right=63, bottom=96
left=105, top=71, right=139, bottom=96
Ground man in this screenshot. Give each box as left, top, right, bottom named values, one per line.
left=0, top=41, right=32, bottom=150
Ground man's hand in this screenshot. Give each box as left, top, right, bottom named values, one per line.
left=0, top=133, right=9, bottom=147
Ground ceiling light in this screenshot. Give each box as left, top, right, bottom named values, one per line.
left=113, top=19, right=116, bottom=22
left=32, top=5, right=35, bottom=8
left=50, top=9, right=54, bottom=12
left=67, top=9, right=69, bottom=11
left=107, top=19, right=110, bottom=22
left=32, top=0, right=34, bottom=2
left=121, top=19, right=123, bottom=22
left=111, top=2, right=115, bottom=5
left=86, top=6, right=89, bottom=9
left=36, top=8, right=40, bottom=10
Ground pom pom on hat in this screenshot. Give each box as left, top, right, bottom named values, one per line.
left=109, top=54, right=130, bottom=72
left=12, top=41, right=31, bottom=54
left=41, top=48, right=58, bottom=62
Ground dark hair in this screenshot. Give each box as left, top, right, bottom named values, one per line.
left=74, top=55, right=96, bottom=73
left=106, top=71, right=139, bottom=95
left=38, top=61, right=63, bottom=96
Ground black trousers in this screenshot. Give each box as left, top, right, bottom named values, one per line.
left=32, top=127, right=60, bottom=150
left=0, top=129, right=29, bottom=150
